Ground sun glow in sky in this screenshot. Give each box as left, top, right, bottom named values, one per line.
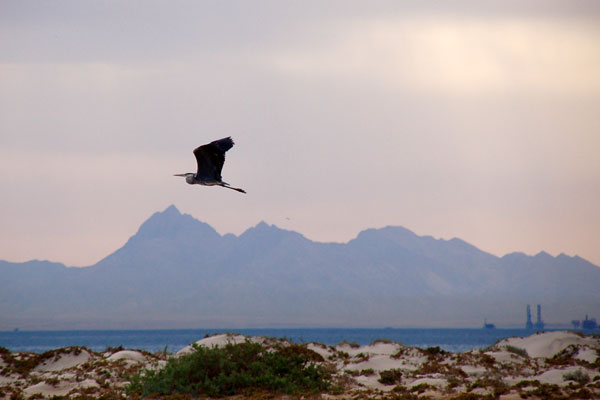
left=1, top=1, right=599, bottom=266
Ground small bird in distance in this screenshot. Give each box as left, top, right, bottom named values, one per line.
left=174, top=137, right=246, bottom=194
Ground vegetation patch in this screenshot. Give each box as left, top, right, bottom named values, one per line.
left=388, top=385, right=420, bottom=399
left=370, top=338, right=396, bottom=345
left=421, top=346, right=448, bottom=359
left=1, top=347, right=87, bottom=377
left=505, top=345, right=529, bottom=358
left=563, top=369, right=590, bottom=385
left=378, top=368, right=402, bottom=385
left=329, top=350, right=350, bottom=363
left=468, top=377, right=509, bottom=396
left=547, top=345, right=579, bottom=366
left=354, top=352, right=370, bottom=362
left=338, top=340, right=360, bottom=349
left=360, top=368, right=375, bottom=376
left=410, top=382, right=434, bottom=394
left=448, top=393, right=489, bottom=400
left=126, top=341, right=332, bottom=397
left=525, top=382, right=563, bottom=398
left=477, top=353, right=497, bottom=368
left=278, top=343, right=324, bottom=363
left=415, top=359, right=467, bottom=379
left=344, top=368, right=375, bottom=378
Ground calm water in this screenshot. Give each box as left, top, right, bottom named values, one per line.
left=0, top=328, right=555, bottom=354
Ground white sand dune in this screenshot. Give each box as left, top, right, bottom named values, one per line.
left=1, top=330, right=599, bottom=399
left=575, top=346, right=599, bottom=363
left=408, top=377, right=447, bottom=389
left=497, top=330, right=599, bottom=358
left=460, top=364, right=487, bottom=377
left=105, top=350, right=147, bottom=363
left=0, top=375, right=17, bottom=385
left=23, top=378, right=99, bottom=398
left=535, top=365, right=599, bottom=386
left=176, top=333, right=250, bottom=356
left=33, top=349, right=92, bottom=372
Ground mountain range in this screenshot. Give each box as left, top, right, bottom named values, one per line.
left=1, top=205, right=598, bottom=330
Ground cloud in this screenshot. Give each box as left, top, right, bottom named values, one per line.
left=267, top=17, right=600, bottom=95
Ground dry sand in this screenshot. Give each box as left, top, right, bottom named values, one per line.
left=1, top=331, right=599, bottom=399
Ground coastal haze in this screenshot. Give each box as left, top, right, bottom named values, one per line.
left=1, top=1, right=600, bottom=270
left=1, top=205, right=598, bottom=330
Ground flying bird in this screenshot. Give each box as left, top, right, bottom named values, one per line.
left=174, top=137, right=246, bottom=193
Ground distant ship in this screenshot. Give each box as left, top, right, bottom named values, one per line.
left=483, top=319, right=496, bottom=329
left=571, top=315, right=597, bottom=330
left=582, top=315, right=598, bottom=330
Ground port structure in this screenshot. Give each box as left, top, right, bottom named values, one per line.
left=526, top=304, right=544, bottom=330
left=535, top=304, right=545, bottom=330
left=526, top=305, right=533, bottom=329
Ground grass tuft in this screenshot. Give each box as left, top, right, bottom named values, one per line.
left=505, top=345, right=529, bottom=358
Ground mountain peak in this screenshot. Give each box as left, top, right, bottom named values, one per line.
left=133, top=205, right=218, bottom=241
left=353, top=225, right=417, bottom=241
left=255, top=221, right=270, bottom=229
left=162, top=204, right=181, bottom=216
left=240, top=221, right=306, bottom=243
left=534, top=251, right=554, bottom=260
left=244, top=221, right=284, bottom=233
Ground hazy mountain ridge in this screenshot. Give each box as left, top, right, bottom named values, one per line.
left=1, top=205, right=598, bottom=329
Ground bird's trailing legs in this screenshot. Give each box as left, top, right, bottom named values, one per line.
left=219, top=182, right=246, bottom=194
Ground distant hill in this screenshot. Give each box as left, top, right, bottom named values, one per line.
left=1, top=205, right=599, bottom=330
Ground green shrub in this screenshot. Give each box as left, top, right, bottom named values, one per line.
left=126, top=341, right=331, bottom=397
left=378, top=368, right=402, bottom=385
left=423, top=346, right=447, bottom=357
left=409, top=383, right=433, bottom=394
left=468, top=377, right=509, bottom=396
left=338, top=340, right=360, bottom=348
left=360, top=368, right=375, bottom=376
left=563, top=369, right=590, bottom=385
left=527, top=383, right=562, bottom=398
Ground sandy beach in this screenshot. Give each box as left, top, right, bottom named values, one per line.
left=1, top=330, right=599, bottom=399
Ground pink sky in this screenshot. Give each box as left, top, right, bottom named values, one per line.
left=1, top=1, right=599, bottom=267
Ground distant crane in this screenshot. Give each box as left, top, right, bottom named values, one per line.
left=174, top=137, right=246, bottom=194
left=526, top=305, right=533, bottom=329
left=535, top=304, right=545, bottom=330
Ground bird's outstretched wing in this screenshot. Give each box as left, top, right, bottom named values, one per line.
left=193, top=137, right=235, bottom=181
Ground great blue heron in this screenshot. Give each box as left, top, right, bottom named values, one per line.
left=174, top=137, right=246, bottom=193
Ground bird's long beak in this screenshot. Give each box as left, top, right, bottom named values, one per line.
left=173, top=174, right=186, bottom=177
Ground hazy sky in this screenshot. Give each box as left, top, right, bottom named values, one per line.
left=2, top=1, right=599, bottom=267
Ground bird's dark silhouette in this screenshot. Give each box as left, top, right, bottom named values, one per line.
left=174, top=137, right=246, bottom=193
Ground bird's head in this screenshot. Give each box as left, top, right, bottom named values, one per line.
left=174, top=173, right=196, bottom=184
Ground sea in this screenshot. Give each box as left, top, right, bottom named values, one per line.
left=0, top=328, right=557, bottom=354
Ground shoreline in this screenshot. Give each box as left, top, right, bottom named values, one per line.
left=1, top=327, right=580, bottom=354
